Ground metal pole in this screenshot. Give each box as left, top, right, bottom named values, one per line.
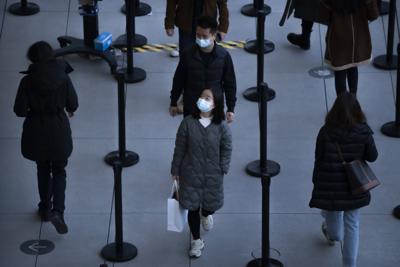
left=114, top=162, right=124, bottom=253
left=126, top=0, right=134, bottom=74
left=21, top=0, right=27, bottom=7
left=257, top=0, right=265, bottom=89
left=117, top=76, right=127, bottom=162
left=373, top=0, right=398, bottom=70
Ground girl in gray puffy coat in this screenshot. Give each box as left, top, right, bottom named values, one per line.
left=171, top=87, right=232, bottom=258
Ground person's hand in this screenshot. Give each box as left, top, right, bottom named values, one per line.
left=218, top=32, right=226, bottom=41
left=169, top=106, right=179, bottom=116
left=67, top=112, right=74, bottom=118
left=166, top=28, right=174, bottom=37
left=172, top=175, right=180, bottom=180
left=226, top=112, right=234, bottom=123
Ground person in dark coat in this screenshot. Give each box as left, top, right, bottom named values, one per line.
left=169, top=15, right=237, bottom=123
left=320, top=0, right=379, bottom=96
left=281, top=0, right=320, bottom=50
left=165, top=0, right=229, bottom=57
left=310, top=92, right=378, bottom=267
left=14, top=41, right=78, bottom=234
left=171, top=87, right=232, bottom=258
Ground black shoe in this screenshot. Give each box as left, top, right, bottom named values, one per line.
left=49, top=211, right=68, bottom=234
left=287, top=33, right=310, bottom=50
left=38, top=209, right=51, bottom=222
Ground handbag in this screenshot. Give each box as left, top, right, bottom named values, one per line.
left=334, top=142, right=380, bottom=195
left=167, top=180, right=188, bottom=232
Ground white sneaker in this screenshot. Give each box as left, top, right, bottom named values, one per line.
left=189, top=239, right=204, bottom=258
left=201, top=215, right=213, bottom=231
left=169, top=49, right=179, bottom=57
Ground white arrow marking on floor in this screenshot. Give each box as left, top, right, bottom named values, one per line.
left=28, top=242, right=47, bottom=253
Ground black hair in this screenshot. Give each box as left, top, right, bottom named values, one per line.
left=325, top=92, right=366, bottom=129
left=27, top=41, right=54, bottom=63
left=331, top=0, right=368, bottom=15
left=192, top=88, right=225, bottom=124
left=196, top=16, right=218, bottom=34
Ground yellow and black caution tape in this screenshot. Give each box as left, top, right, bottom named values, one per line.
left=120, top=41, right=246, bottom=53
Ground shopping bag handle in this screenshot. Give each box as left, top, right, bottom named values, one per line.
left=171, top=180, right=180, bottom=200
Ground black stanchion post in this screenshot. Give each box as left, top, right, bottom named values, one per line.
left=243, top=1, right=276, bottom=104
left=244, top=0, right=275, bottom=54
left=377, top=0, right=390, bottom=16
left=113, top=0, right=147, bottom=50
left=121, top=0, right=152, bottom=16
left=381, top=43, right=400, bottom=137
left=104, top=72, right=139, bottom=167
left=373, top=0, right=398, bottom=70
left=241, top=0, right=271, bottom=17
left=8, top=0, right=40, bottom=16
left=247, top=84, right=283, bottom=267
left=101, top=160, right=138, bottom=262
left=117, top=0, right=146, bottom=83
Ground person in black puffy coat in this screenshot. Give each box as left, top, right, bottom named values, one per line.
left=14, top=41, right=78, bottom=234
left=309, top=92, right=378, bottom=267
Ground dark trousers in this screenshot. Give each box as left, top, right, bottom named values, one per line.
left=36, top=160, right=68, bottom=213
left=188, top=207, right=215, bottom=240
left=302, top=20, right=314, bottom=36
left=334, top=67, right=359, bottom=96
left=178, top=28, right=196, bottom=52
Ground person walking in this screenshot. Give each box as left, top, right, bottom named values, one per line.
left=321, top=0, right=379, bottom=96
left=14, top=41, right=78, bottom=234
left=171, top=87, right=232, bottom=258
left=310, top=92, right=378, bottom=267
left=165, top=0, right=229, bottom=57
left=169, top=15, right=236, bottom=123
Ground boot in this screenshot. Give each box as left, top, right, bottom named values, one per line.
left=287, top=33, right=310, bottom=50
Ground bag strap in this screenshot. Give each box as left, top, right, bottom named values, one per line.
left=172, top=180, right=180, bottom=200
left=325, top=131, right=346, bottom=163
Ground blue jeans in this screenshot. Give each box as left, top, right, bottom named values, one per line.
left=321, top=209, right=361, bottom=267
left=178, top=28, right=196, bottom=52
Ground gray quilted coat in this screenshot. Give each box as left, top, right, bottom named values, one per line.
left=171, top=116, right=232, bottom=211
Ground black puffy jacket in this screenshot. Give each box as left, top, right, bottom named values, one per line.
left=309, top=123, right=378, bottom=211
left=14, top=59, right=78, bottom=161
left=170, top=43, right=236, bottom=116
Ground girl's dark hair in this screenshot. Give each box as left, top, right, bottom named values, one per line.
left=325, top=92, right=366, bottom=129
left=196, top=16, right=218, bottom=34
left=192, top=88, right=225, bottom=124
left=27, top=41, right=54, bottom=63
left=331, top=0, right=367, bottom=15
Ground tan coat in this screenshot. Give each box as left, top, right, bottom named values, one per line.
left=165, top=0, right=229, bottom=34
left=321, top=0, right=379, bottom=70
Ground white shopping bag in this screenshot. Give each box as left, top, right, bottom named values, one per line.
left=167, top=180, right=188, bottom=232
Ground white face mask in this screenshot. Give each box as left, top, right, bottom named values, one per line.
left=196, top=38, right=212, bottom=48
left=197, top=98, right=213, bottom=112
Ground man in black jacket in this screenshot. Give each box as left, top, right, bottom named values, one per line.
left=169, top=16, right=237, bottom=123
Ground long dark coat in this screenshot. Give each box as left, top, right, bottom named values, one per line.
left=309, top=123, right=378, bottom=211
left=14, top=59, right=78, bottom=161
left=171, top=116, right=232, bottom=211
left=321, top=0, right=379, bottom=70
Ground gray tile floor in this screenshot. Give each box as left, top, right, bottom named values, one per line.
left=0, top=0, right=399, bottom=266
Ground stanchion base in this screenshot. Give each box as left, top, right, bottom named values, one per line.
left=54, top=36, right=117, bottom=75
left=117, top=67, right=146, bottom=83
left=101, top=242, right=137, bottom=262
left=246, top=160, right=280, bottom=178
left=244, top=40, right=275, bottom=54
left=381, top=122, right=400, bottom=138
left=8, top=2, right=40, bottom=15
left=379, top=1, right=390, bottom=15
left=247, top=258, right=284, bottom=267
left=240, top=3, right=271, bottom=17
left=121, top=2, right=152, bottom=16
left=393, top=205, right=400, bottom=219
left=373, top=55, right=398, bottom=70
left=104, top=151, right=139, bottom=167
left=112, top=34, right=148, bottom=49
left=243, top=87, right=276, bottom=102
